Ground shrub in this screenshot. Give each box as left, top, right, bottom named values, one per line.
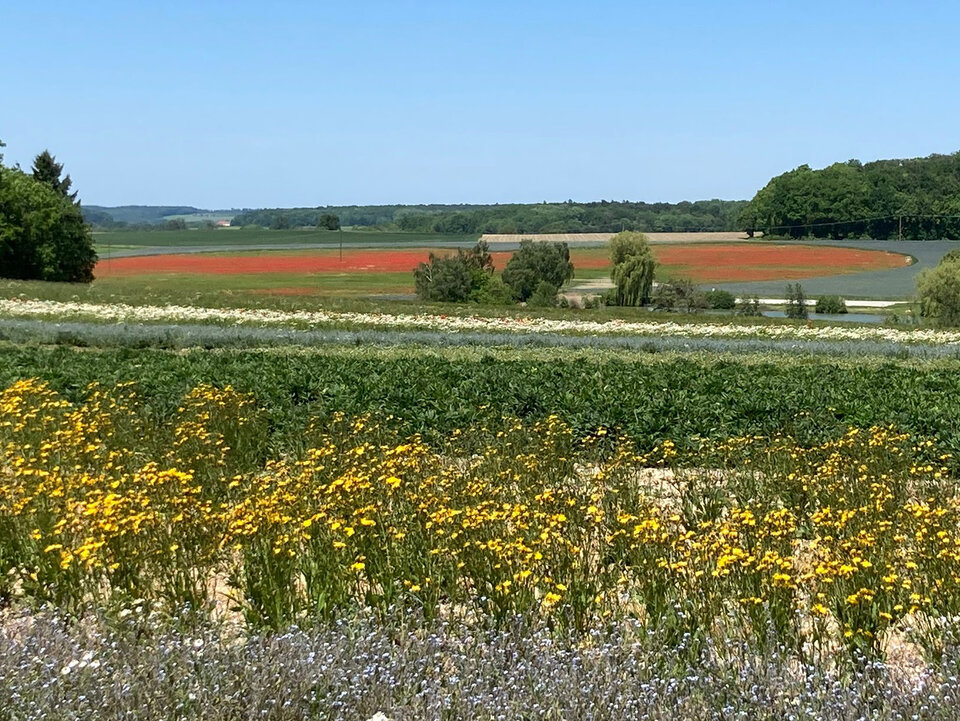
left=652, top=278, right=709, bottom=313
left=471, top=276, right=515, bottom=306
left=736, top=295, right=762, bottom=316
left=527, top=281, right=559, bottom=308
left=413, top=241, right=494, bottom=302
left=706, top=289, right=736, bottom=310
left=815, top=295, right=847, bottom=314
left=502, top=240, right=574, bottom=301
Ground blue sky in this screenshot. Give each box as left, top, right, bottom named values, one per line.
left=2, top=1, right=959, bottom=208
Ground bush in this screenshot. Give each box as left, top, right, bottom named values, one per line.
left=527, top=281, right=559, bottom=308
left=736, top=295, right=762, bottom=316
left=651, top=278, right=709, bottom=313
left=706, top=289, right=736, bottom=310
left=502, top=240, right=574, bottom=301
left=815, top=295, right=847, bottom=314
left=472, top=276, right=515, bottom=306
left=413, top=241, right=495, bottom=302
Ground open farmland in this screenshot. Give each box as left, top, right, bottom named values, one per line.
left=86, top=243, right=912, bottom=303
left=6, top=342, right=960, bottom=721
left=5, top=285, right=960, bottom=717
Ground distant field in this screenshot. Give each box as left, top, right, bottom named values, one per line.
left=93, top=228, right=479, bottom=249
left=88, top=244, right=910, bottom=303
left=481, top=231, right=756, bottom=244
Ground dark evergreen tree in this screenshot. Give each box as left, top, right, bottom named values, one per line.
left=32, top=150, right=78, bottom=203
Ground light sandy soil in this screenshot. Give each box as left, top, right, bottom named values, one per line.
left=481, top=231, right=758, bottom=244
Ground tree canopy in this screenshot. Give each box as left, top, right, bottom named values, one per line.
left=501, top=240, right=574, bottom=301
left=608, top=231, right=656, bottom=306
left=740, top=152, right=960, bottom=239
left=32, top=150, right=78, bottom=203
left=413, top=241, right=495, bottom=303
left=0, top=146, right=96, bottom=283
left=918, top=254, right=960, bottom=326
left=229, top=199, right=747, bottom=234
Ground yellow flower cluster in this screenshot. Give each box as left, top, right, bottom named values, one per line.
left=2, top=379, right=960, bottom=656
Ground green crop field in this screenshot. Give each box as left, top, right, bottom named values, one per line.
left=93, top=227, right=479, bottom=250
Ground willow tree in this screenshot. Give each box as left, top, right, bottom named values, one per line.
left=609, top=231, right=656, bottom=306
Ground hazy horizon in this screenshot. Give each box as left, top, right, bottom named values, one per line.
left=5, top=1, right=960, bottom=208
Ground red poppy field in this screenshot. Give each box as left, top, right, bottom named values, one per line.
left=94, top=243, right=910, bottom=285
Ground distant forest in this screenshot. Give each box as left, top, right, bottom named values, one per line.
left=230, top=200, right=748, bottom=234
left=740, top=151, right=960, bottom=239
left=84, top=150, right=960, bottom=240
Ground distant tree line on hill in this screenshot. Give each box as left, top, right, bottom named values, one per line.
left=740, top=152, right=960, bottom=239
left=228, top=199, right=747, bottom=234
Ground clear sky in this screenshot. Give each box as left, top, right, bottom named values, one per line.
left=3, top=1, right=959, bottom=208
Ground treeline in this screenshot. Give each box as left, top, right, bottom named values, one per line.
left=741, top=152, right=960, bottom=239
left=82, top=205, right=207, bottom=227
left=230, top=204, right=491, bottom=229
left=229, top=200, right=747, bottom=234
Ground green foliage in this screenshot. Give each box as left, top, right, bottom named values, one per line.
left=918, top=259, right=960, bottom=326
left=651, top=278, right=709, bottom=313
left=229, top=200, right=747, bottom=234
left=706, top=289, right=736, bottom=310
left=609, top=231, right=656, bottom=306
left=939, top=248, right=960, bottom=266
left=31, top=150, right=77, bottom=203
left=527, top=281, right=559, bottom=308
left=741, top=152, right=960, bottom=239
left=414, top=241, right=495, bottom=302
left=815, top=295, right=848, bottom=314
left=502, top=240, right=574, bottom=301
left=0, top=167, right=96, bottom=283
left=471, top=276, right=515, bottom=306
left=785, top=284, right=809, bottom=319
left=317, top=213, right=340, bottom=230
left=7, top=344, right=960, bottom=464
left=736, top=295, right=762, bottom=316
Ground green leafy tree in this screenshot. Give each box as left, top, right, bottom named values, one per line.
left=501, top=240, right=573, bottom=301
left=609, top=231, right=656, bottom=306
left=0, top=166, right=96, bottom=282
left=918, top=259, right=960, bottom=326
left=740, top=152, right=960, bottom=239
left=706, top=289, right=736, bottom=310
left=527, top=280, right=558, bottom=308
left=413, top=241, right=496, bottom=302
left=32, top=150, right=78, bottom=203
left=814, top=295, right=847, bottom=314
left=317, top=213, right=340, bottom=230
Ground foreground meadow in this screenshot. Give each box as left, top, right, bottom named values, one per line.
left=5, top=344, right=960, bottom=719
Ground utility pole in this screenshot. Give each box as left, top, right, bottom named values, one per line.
left=339, top=225, right=343, bottom=262
left=899, top=216, right=903, bottom=241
